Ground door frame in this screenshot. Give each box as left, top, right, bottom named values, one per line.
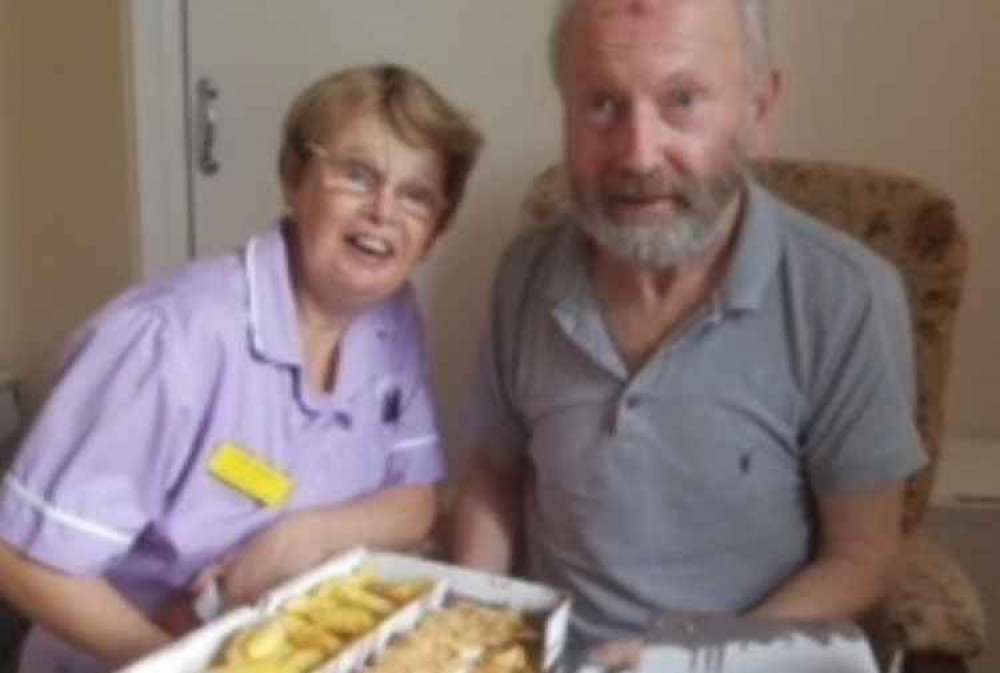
left=123, top=0, right=191, bottom=279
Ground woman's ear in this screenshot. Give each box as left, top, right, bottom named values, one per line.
left=417, top=225, right=444, bottom=262
left=281, top=181, right=298, bottom=216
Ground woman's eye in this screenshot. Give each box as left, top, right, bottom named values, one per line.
left=400, top=186, right=441, bottom=218
left=326, top=159, right=376, bottom=192
left=342, top=162, right=375, bottom=187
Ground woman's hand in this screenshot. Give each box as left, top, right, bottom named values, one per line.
left=219, top=511, right=332, bottom=606
left=217, top=487, right=436, bottom=607
left=154, top=564, right=228, bottom=636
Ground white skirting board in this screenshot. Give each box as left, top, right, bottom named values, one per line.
left=932, top=436, right=1000, bottom=508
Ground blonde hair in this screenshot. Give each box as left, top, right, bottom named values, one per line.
left=278, top=64, right=484, bottom=229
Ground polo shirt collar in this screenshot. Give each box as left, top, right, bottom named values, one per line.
left=542, top=219, right=628, bottom=377
left=719, top=179, right=783, bottom=312
left=245, top=219, right=303, bottom=367
left=541, top=216, right=592, bottom=314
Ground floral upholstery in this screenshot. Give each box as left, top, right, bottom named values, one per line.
left=519, top=159, right=985, bottom=671
left=886, top=534, right=986, bottom=652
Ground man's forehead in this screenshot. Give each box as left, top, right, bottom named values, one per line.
left=568, top=0, right=745, bottom=60
left=574, top=0, right=740, bottom=27
left=582, top=0, right=664, bottom=20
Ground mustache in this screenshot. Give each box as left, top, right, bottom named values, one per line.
left=599, top=172, right=700, bottom=209
left=599, top=165, right=749, bottom=214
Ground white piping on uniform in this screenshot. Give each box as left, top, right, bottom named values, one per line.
left=392, top=434, right=438, bottom=452
left=246, top=237, right=263, bottom=354
left=2, top=474, right=134, bottom=546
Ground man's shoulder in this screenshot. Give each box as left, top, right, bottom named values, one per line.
left=762, top=187, right=905, bottom=305
left=502, top=219, right=567, bottom=267
left=495, top=219, right=572, bottom=293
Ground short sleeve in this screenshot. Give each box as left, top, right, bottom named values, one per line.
left=0, top=303, right=195, bottom=576
left=382, top=289, right=447, bottom=487
left=468, top=320, right=530, bottom=463
left=804, top=266, right=927, bottom=493
left=466, top=236, right=544, bottom=465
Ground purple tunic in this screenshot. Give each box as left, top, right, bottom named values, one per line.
left=0, top=223, right=446, bottom=672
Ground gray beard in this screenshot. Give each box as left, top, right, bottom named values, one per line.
left=575, top=165, right=747, bottom=270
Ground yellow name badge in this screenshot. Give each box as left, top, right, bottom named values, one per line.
left=209, top=443, right=294, bottom=508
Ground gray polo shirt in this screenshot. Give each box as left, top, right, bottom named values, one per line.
left=471, top=181, right=926, bottom=642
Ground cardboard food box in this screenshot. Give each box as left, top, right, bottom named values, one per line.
left=578, top=612, right=881, bottom=673
left=119, top=548, right=571, bottom=673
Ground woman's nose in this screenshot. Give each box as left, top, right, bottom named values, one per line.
left=365, top=187, right=397, bottom=225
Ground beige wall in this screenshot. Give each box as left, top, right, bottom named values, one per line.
left=0, top=1, right=19, bottom=370
left=0, top=0, right=133, bottom=407
left=771, top=1, right=1000, bottom=439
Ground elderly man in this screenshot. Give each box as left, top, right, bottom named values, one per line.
left=453, top=0, right=925, bottom=650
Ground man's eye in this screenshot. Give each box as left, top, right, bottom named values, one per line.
left=586, top=95, right=621, bottom=126
left=666, top=88, right=698, bottom=110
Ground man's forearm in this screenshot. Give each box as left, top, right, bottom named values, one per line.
left=0, top=540, right=169, bottom=666
left=451, top=461, right=523, bottom=574
left=751, top=486, right=905, bottom=622
left=750, top=547, right=898, bottom=621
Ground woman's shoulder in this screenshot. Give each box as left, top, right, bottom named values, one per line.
left=85, top=252, right=249, bottom=350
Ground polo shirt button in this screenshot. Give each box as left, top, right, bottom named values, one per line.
left=625, top=395, right=641, bottom=410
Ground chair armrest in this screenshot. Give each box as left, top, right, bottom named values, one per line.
left=878, top=532, right=986, bottom=658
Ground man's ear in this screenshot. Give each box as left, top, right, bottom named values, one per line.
left=747, top=68, right=785, bottom=158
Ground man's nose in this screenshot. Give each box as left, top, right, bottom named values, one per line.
left=616, top=105, right=665, bottom=175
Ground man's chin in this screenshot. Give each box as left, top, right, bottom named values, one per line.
left=578, top=208, right=728, bottom=270
left=593, top=207, right=679, bottom=233
left=603, top=199, right=682, bottom=224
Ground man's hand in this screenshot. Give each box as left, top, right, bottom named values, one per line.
left=452, top=454, right=525, bottom=573
left=589, top=638, right=645, bottom=670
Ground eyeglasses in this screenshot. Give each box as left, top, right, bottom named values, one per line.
left=307, top=143, right=445, bottom=225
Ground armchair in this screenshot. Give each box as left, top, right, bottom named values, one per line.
left=519, top=158, right=986, bottom=672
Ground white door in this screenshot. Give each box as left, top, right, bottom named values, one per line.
left=184, top=1, right=563, bottom=459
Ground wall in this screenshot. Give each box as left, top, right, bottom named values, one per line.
left=771, top=1, right=1000, bottom=439
left=0, top=0, right=133, bottom=407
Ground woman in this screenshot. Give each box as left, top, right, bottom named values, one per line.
left=0, top=64, right=483, bottom=672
